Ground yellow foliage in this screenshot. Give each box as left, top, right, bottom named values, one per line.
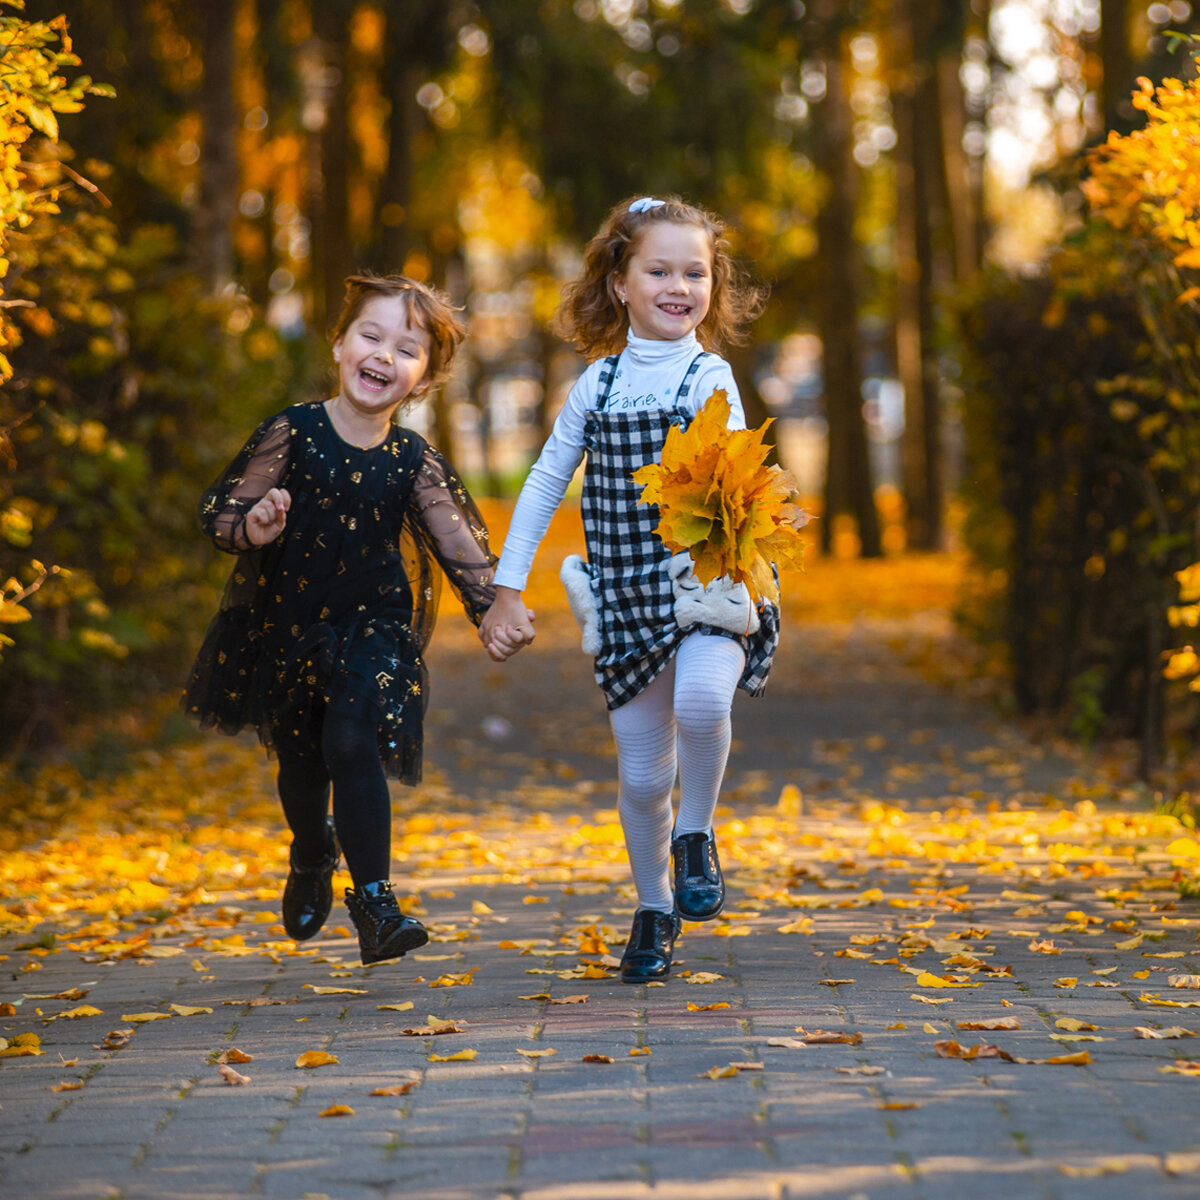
left=632, top=391, right=809, bottom=603
left=1084, top=71, right=1200, bottom=286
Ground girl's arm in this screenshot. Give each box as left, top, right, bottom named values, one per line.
left=691, top=357, right=748, bottom=431
left=490, top=370, right=592, bottom=590
left=478, top=370, right=593, bottom=653
left=200, top=414, right=293, bottom=553
left=410, top=445, right=499, bottom=627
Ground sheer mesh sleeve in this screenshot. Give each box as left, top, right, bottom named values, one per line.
left=409, top=445, right=497, bottom=626
left=199, top=413, right=293, bottom=553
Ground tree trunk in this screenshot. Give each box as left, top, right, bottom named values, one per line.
left=892, top=0, right=943, bottom=550
left=1099, top=0, right=1134, bottom=132
left=196, top=0, right=239, bottom=294
left=307, top=3, right=354, bottom=332
left=811, top=17, right=881, bottom=558
left=936, top=49, right=980, bottom=278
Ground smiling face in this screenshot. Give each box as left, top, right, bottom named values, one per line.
left=614, top=220, right=714, bottom=343
left=332, top=293, right=433, bottom=420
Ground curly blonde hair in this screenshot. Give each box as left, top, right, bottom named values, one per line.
left=554, top=195, right=766, bottom=361
left=330, top=273, right=466, bottom=400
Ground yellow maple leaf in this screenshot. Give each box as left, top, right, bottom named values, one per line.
left=295, top=1050, right=339, bottom=1068
left=632, top=390, right=808, bottom=603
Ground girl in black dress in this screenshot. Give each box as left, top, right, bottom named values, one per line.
left=185, top=274, right=529, bottom=965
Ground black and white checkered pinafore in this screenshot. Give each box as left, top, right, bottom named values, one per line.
left=581, top=352, right=780, bottom=710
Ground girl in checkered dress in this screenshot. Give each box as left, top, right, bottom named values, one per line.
left=480, top=197, right=779, bottom=982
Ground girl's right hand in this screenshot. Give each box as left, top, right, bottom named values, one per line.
left=245, top=488, right=291, bottom=545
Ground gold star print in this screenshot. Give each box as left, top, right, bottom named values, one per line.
left=351, top=471, right=362, bottom=484
left=376, top=671, right=393, bottom=688
left=408, top=681, right=421, bottom=696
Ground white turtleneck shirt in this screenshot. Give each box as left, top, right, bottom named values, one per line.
left=493, top=331, right=745, bottom=591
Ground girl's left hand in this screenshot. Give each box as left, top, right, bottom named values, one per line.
left=245, top=487, right=291, bottom=545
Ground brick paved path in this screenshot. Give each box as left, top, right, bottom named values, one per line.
left=4, top=603, right=1200, bottom=1199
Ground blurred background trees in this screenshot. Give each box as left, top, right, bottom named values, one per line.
left=3, top=0, right=1200, bottom=768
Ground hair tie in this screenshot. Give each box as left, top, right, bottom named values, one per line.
left=629, top=197, right=665, bottom=214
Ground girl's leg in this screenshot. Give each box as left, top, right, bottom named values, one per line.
left=320, top=710, right=391, bottom=886
left=609, top=664, right=678, bottom=914
left=322, top=708, right=428, bottom=964
left=672, top=632, right=745, bottom=835
left=275, top=739, right=332, bottom=862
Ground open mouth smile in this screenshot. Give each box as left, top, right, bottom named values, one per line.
left=658, top=303, right=691, bottom=316
left=358, top=367, right=392, bottom=391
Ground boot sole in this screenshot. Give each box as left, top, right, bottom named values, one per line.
left=360, top=923, right=430, bottom=966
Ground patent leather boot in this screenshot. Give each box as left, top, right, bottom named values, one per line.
left=619, top=908, right=682, bottom=983
left=671, top=830, right=725, bottom=920
left=344, top=880, right=429, bottom=965
left=282, top=817, right=339, bottom=941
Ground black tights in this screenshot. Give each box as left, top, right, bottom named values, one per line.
left=275, top=710, right=391, bottom=887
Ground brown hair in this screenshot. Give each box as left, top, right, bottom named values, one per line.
left=554, top=195, right=766, bottom=361
left=330, top=273, right=466, bottom=400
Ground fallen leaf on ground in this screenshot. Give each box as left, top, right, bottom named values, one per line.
left=687, top=1002, right=731, bottom=1011
left=958, top=1017, right=1020, bottom=1031
left=1140, top=993, right=1200, bottom=1008
left=1135, top=1026, right=1195, bottom=1039
left=582, top=1054, right=614, bottom=1063
left=837, top=1064, right=886, bottom=1076
left=879, top=1101, right=919, bottom=1111
left=728, top=1061, right=763, bottom=1070
left=821, top=978, right=855, bottom=986
left=550, top=994, right=589, bottom=1005
left=429, top=970, right=477, bottom=988
left=428, top=1049, right=477, bottom=1062
left=697, top=1064, right=740, bottom=1079
left=911, top=995, right=954, bottom=1005
left=319, top=1104, right=354, bottom=1116
left=370, top=1082, right=418, bottom=1096
left=121, top=1012, right=171, bottom=1023
left=170, top=1004, right=212, bottom=1016
left=913, top=971, right=979, bottom=989
left=295, top=1050, right=339, bottom=1068
left=684, top=972, right=725, bottom=984
left=766, top=1037, right=807, bottom=1049
left=303, top=985, right=367, bottom=996
left=96, top=1029, right=133, bottom=1050
left=217, top=1048, right=253, bottom=1064
left=55, top=1005, right=103, bottom=1020
left=1028, top=939, right=1060, bottom=954
left=218, top=1064, right=251, bottom=1085
left=402, top=1019, right=463, bottom=1036
left=517, top=1048, right=557, bottom=1058
left=1159, top=1059, right=1200, bottom=1076
left=1170, top=975, right=1200, bottom=989
left=1055, top=1018, right=1098, bottom=1032
left=935, top=1040, right=1011, bottom=1060
left=799, top=1029, right=863, bottom=1045
left=47, top=1080, right=84, bottom=1092
left=377, top=1002, right=415, bottom=1012
left=1054, top=978, right=1078, bottom=989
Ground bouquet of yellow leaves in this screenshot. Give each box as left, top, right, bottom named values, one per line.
left=632, top=390, right=808, bottom=605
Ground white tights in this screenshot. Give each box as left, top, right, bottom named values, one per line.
left=609, top=632, right=746, bottom=914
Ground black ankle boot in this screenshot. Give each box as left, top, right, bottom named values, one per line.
left=344, top=880, right=429, bottom=965
left=619, top=908, right=682, bottom=983
left=671, top=830, right=725, bottom=920
left=282, top=818, right=340, bottom=941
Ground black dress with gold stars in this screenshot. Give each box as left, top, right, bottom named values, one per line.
left=183, top=400, right=497, bottom=785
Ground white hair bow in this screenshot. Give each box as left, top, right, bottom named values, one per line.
left=628, top=197, right=666, bottom=214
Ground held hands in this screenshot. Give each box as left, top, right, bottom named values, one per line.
left=245, top=488, right=291, bottom=546
left=479, top=586, right=536, bottom=663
